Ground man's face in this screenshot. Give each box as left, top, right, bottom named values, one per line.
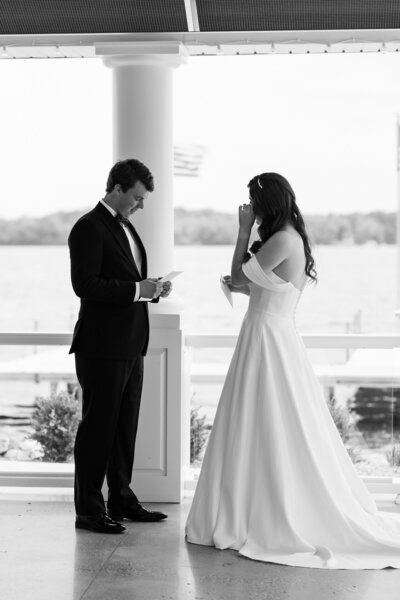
left=115, top=181, right=149, bottom=218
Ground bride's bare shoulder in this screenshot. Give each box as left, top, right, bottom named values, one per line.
left=256, top=231, right=296, bottom=264
left=281, top=224, right=302, bottom=239
left=265, top=229, right=298, bottom=249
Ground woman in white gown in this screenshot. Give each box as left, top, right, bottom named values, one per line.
left=185, top=172, right=400, bottom=569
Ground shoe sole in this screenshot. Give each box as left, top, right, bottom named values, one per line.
left=109, top=514, right=167, bottom=522
left=75, top=522, right=125, bottom=534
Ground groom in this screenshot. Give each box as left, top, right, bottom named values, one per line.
left=69, top=158, right=171, bottom=534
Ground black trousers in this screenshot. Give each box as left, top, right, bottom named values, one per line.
left=74, top=354, right=144, bottom=516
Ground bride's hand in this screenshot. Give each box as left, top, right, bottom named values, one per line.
left=238, top=203, right=255, bottom=232
left=221, top=275, right=233, bottom=290
left=222, top=275, right=249, bottom=295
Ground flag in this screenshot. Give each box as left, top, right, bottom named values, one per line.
left=397, top=118, right=400, bottom=172
left=174, top=144, right=206, bottom=177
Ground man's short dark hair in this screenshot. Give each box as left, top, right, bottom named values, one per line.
left=106, top=159, right=154, bottom=193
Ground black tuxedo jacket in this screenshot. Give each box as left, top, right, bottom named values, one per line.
left=68, top=202, right=154, bottom=359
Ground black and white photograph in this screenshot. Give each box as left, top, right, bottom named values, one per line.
left=1, top=1, right=400, bottom=599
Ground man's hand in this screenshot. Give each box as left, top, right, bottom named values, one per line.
left=160, top=280, right=172, bottom=298
left=139, top=278, right=163, bottom=299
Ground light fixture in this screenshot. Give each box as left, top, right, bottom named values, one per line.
left=1, top=46, right=8, bottom=58
left=54, top=45, right=62, bottom=58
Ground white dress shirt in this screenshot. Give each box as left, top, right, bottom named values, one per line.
left=99, top=199, right=142, bottom=302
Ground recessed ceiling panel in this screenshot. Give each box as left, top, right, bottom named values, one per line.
left=0, top=0, right=189, bottom=35
left=196, top=0, right=400, bottom=31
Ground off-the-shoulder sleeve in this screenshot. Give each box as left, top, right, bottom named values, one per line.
left=242, top=255, right=292, bottom=291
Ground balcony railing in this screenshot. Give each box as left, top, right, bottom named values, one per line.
left=186, top=333, right=400, bottom=349
left=0, top=332, right=400, bottom=496
left=186, top=334, right=400, bottom=385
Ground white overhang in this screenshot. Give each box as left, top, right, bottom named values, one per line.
left=1, top=29, right=400, bottom=59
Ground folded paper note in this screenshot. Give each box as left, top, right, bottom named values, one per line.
left=220, top=275, right=234, bottom=308
left=160, top=271, right=183, bottom=282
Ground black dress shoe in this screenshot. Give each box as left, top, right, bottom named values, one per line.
left=108, top=505, right=168, bottom=522
left=75, top=513, right=126, bottom=534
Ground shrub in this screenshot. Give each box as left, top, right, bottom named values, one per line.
left=4, top=438, right=44, bottom=461
left=386, top=444, right=400, bottom=469
left=30, top=390, right=80, bottom=462
left=190, top=407, right=209, bottom=463
left=327, top=394, right=357, bottom=444
left=346, top=446, right=363, bottom=464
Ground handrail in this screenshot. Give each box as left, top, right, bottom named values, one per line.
left=184, top=333, right=400, bottom=349
left=0, top=332, right=400, bottom=349
left=0, top=332, right=72, bottom=345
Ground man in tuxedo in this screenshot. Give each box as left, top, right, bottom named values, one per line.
left=69, top=158, right=171, bottom=534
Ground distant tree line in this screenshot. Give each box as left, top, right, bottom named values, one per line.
left=305, top=212, right=396, bottom=245
left=174, top=209, right=397, bottom=246
left=0, top=208, right=396, bottom=246
left=0, top=210, right=84, bottom=245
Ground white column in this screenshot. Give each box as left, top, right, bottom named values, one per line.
left=101, top=45, right=189, bottom=501
left=103, top=44, right=187, bottom=281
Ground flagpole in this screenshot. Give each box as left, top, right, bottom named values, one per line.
left=396, top=116, right=400, bottom=325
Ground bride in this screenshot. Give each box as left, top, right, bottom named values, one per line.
left=185, top=172, right=400, bottom=569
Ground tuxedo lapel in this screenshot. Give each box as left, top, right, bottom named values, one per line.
left=127, top=223, right=147, bottom=279
left=94, top=203, right=142, bottom=278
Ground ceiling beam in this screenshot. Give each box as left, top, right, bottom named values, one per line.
left=183, top=0, right=200, bottom=32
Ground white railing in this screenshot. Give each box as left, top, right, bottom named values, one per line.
left=0, top=331, right=400, bottom=495
left=0, top=332, right=72, bottom=345
left=185, top=333, right=400, bottom=349
left=1, top=331, right=399, bottom=349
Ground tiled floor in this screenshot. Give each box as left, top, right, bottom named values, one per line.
left=1, top=497, right=400, bottom=600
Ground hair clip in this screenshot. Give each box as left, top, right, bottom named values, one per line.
left=257, top=177, right=263, bottom=189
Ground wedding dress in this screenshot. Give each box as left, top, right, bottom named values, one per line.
left=185, top=255, right=400, bottom=569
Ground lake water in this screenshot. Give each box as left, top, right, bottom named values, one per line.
left=0, top=243, right=398, bottom=337
left=0, top=244, right=399, bottom=447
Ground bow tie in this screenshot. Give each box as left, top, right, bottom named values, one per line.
left=116, top=214, right=131, bottom=227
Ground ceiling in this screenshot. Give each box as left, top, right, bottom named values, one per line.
left=1, top=1, right=400, bottom=57
left=0, top=0, right=187, bottom=35
left=0, top=0, right=400, bottom=34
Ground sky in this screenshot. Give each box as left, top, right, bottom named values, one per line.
left=1, top=51, right=400, bottom=219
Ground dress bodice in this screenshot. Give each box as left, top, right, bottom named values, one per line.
left=242, top=255, right=306, bottom=319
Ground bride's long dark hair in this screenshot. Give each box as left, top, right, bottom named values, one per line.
left=244, top=172, right=317, bottom=282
